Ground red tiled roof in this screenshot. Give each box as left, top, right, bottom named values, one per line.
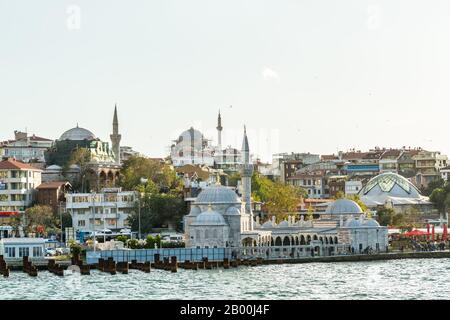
left=36, top=181, right=71, bottom=190
left=0, top=158, right=42, bottom=171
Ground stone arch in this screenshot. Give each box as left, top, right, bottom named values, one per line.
left=270, top=237, right=275, bottom=246
left=313, top=235, right=318, bottom=241
left=242, top=237, right=254, bottom=246
left=334, top=236, right=338, bottom=244
left=107, top=171, right=114, bottom=187
left=325, top=237, right=329, bottom=244
left=295, top=236, right=299, bottom=245
left=300, top=235, right=306, bottom=245
left=275, top=236, right=282, bottom=246
left=307, top=235, right=311, bottom=244
left=319, top=236, right=323, bottom=244
left=329, top=237, right=334, bottom=244
left=283, top=236, right=290, bottom=246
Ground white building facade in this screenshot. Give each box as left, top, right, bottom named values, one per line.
left=65, top=188, right=138, bottom=233
left=0, top=158, right=42, bottom=216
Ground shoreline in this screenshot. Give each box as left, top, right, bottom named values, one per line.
left=3, top=250, right=450, bottom=272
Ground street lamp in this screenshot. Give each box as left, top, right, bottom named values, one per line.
left=138, top=177, right=149, bottom=240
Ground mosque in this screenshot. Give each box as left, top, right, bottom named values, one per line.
left=184, top=128, right=389, bottom=255
left=44, top=106, right=122, bottom=191
left=170, top=112, right=242, bottom=172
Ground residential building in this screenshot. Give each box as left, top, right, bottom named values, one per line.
left=441, top=166, right=450, bottom=182
left=412, top=150, right=448, bottom=188
left=0, top=158, right=42, bottom=222
left=65, top=188, right=138, bottom=233
left=345, top=180, right=363, bottom=195
left=0, top=131, right=53, bottom=164
left=36, top=181, right=72, bottom=214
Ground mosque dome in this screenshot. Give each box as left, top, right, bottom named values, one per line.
left=189, top=206, right=202, bottom=216
left=261, top=220, right=275, bottom=229
left=360, top=172, right=421, bottom=198
left=225, top=206, right=241, bottom=215
left=363, top=219, right=381, bottom=227
left=60, top=126, right=96, bottom=141
left=326, top=199, right=363, bottom=215
left=195, top=185, right=241, bottom=204
left=278, top=220, right=289, bottom=228
left=192, top=209, right=227, bottom=226
left=344, top=218, right=362, bottom=228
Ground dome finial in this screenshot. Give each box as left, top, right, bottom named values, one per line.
left=208, top=203, right=213, bottom=211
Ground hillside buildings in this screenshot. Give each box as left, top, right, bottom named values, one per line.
left=0, top=158, right=42, bottom=221
left=0, top=131, right=53, bottom=165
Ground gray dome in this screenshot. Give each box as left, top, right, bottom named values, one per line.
left=189, top=206, right=201, bottom=216
left=225, top=206, right=241, bottom=215
left=363, top=219, right=380, bottom=227
left=60, top=126, right=96, bottom=141
left=278, top=220, right=289, bottom=228
left=195, top=185, right=240, bottom=204
left=360, top=172, right=421, bottom=198
left=344, top=218, right=362, bottom=228
left=261, top=220, right=275, bottom=229
left=192, top=209, right=227, bottom=226
left=326, top=199, right=363, bottom=215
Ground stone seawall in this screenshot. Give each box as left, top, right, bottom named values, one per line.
left=263, top=251, right=450, bottom=265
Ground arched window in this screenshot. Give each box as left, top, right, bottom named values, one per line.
left=212, top=229, right=217, bottom=238
left=196, top=230, right=201, bottom=240
left=205, top=229, right=209, bottom=239
left=275, top=237, right=282, bottom=246
left=283, top=237, right=290, bottom=246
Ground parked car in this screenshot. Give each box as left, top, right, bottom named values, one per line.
left=45, top=248, right=57, bottom=257
left=55, top=247, right=71, bottom=255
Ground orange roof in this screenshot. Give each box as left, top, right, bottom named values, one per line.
left=0, top=158, right=42, bottom=171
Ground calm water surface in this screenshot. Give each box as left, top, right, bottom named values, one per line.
left=1, top=258, right=449, bottom=300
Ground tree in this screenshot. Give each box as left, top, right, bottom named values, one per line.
left=376, top=206, right=396, bottom=226
left=119, top=156, right=180, bottom=191
left=423, top=178, right=445, bottom=196
left=128, top=193, right=187, bottom=233
left=251, top=172, right=304, bottom=222
left=65, top=147, right=91, bottom=192
left=18, top=205, right=58, bottom=237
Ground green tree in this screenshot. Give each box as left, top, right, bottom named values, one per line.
left=251, top=172, right=304, bottom=222
left=376, top=206, right=395, bottom=226
left=18, top=205, right=58, bottom=236
left=430, top=187, right=450, bottom=216
left=423, top=178, right=445, bottom=196
left=65, top=147, right=91, bottom=192
left=119, top=156, right=180, bottom=191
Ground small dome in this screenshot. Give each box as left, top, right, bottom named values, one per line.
left=189, top=206, right=201, bottom=216
left=277, top=220, right=289, bottom=228
left=261, top=220, right=275, bottom=229
left=60, top=126, right=96, bottom=141
left=363, top=219, right=380, bottom=227
left=192, top=209, right=227, bottom=226
left=326, top=199, right=363, bottom=215
left=195, top=185, right=240, bottom=204
left=225, top=206, right=241, bottom=215
left=46, top=165, right=62, bottom=170
left=344, top=218, right=362, bottom=228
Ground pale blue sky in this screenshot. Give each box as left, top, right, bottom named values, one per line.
left=1, top=1, right=449, bottom=161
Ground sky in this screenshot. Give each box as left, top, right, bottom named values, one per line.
left=1, top=0, right=449, bottom=162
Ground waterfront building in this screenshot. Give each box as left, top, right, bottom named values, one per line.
left=65, top=188, right=138, bottom=234
left=359, top=172, right=432, bottom=213
left=0, top=131, right=53, bottom=164
left=0, top=158, right=42, bottom=220
left=0, top=237, right=45, bottom=260
left=184, top=129, right=388, bottom=253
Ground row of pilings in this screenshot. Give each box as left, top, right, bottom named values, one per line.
left=23, top=256, right=38, bottom=277
left=0, top=255, right=10, bottom=277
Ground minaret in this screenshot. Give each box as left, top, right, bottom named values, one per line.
left=240, top=126, right=253, bottom=223
left=110, top=104, right=122, bottom=165
left=216, top=110, right=223, bottom=150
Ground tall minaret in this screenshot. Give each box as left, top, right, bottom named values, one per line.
left=240, top=126, right=253, bottom=222
left=110, top=104, right=122, bottom=165
left=216, top=110, right=223, bottom=150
